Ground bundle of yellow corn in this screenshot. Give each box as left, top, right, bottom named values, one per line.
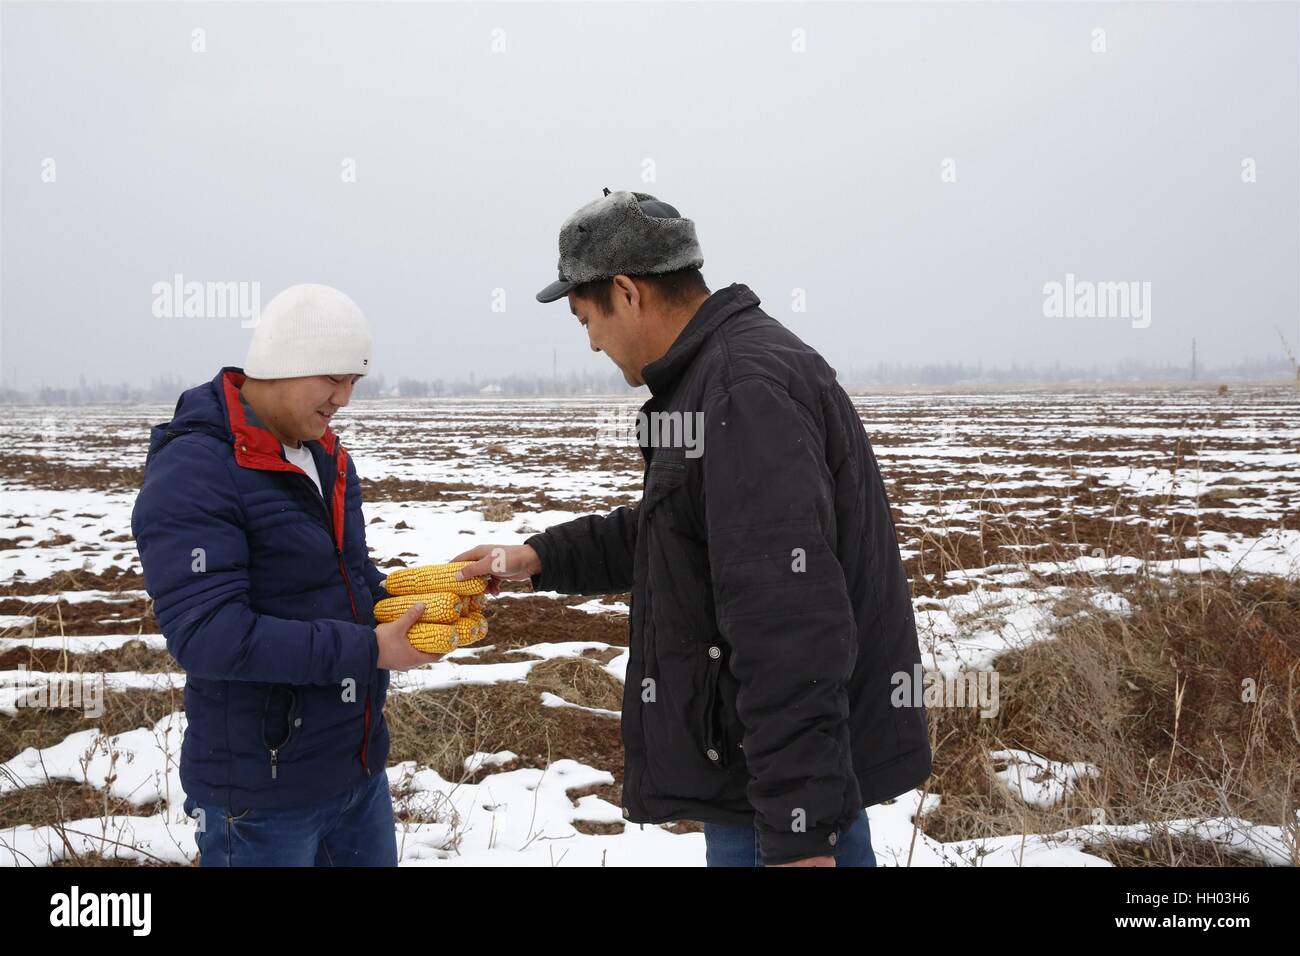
left=378, top=562, right=490, bottom=653
left=405, top=612, right=488, bottom=654
left=373, top=591, right=465, bottom=625
left=385, top=561, right=488, bottom=597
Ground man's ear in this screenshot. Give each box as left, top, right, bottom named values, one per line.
left=611, top=274, right=640, bottom=314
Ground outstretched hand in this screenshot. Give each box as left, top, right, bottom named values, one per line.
left=450, top=544, right=541, bottom=595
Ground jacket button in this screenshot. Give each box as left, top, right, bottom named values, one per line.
left=708, top=645, right=721, bottom=660
left=706, top=748, right=720, bottom=762
left=294, top=718, right=302, bottom=727
left=828, top=832, right=838, bottom=846
left=240, top=444, right=247, bottom=452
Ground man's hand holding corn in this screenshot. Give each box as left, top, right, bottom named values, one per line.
left=375, top=602, right=445, bottom=669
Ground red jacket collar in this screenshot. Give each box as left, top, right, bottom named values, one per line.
left=220, top=368, right=340, bottom=471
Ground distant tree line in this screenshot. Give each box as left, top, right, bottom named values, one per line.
left=0, top=358, right=1293, bottom=405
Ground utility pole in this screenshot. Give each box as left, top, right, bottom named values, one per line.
left=1277, top=326, right=1300, bottom=395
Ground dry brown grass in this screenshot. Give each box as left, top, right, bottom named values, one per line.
left=49, top=853, right=189, bottom=867
left=384, top=670, right=623, bottom=791
left=1, top=688, right=180, bottom=763
left=525, top=657, right=624, bottom=712
left=0, top=780, right=165, bottom=831
left=0, top=639, right=178, bottom=675
left=477, top=498, right=515, bottom=522
left=920, top=573, right=1300, bottom=866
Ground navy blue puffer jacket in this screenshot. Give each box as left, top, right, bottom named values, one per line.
left=131, top=367, right=391, bottom=811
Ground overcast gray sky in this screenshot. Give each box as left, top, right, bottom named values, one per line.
left=2, top=1, right=1297, bottom=389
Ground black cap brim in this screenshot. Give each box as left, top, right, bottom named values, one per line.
left=536, top=279, right=576, bottom=304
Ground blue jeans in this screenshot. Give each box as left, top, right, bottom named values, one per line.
left=182, top=771, right=398, bottom=867
left=703, top=809, right=877, bottom=867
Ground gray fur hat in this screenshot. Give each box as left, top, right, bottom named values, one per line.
left=536, top=188, right=704, bottom=303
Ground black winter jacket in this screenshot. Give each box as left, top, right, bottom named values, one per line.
left=527, top=283, right=931, bottom=863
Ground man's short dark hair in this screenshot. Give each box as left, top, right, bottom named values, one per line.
left=571, top=267, right=709, bottom=315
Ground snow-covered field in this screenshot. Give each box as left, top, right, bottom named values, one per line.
left=1, top=386, right=1297, bottom=866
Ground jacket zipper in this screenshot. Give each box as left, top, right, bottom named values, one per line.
left=361, top=695, right=372, bottom=774
left=289, top=448, right=372, bottom=776
left=264, top=688, right=299, bottom=780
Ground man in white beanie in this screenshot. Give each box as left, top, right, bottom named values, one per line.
left=132, top=283, right=437, bottom=866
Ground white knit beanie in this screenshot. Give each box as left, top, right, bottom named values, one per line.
left=244, top=284, right=372, bottom=379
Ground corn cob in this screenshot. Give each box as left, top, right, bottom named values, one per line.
left=374, top=592, right=463, bottom=625
left=385, top=562, right=487, bottom=597
left=466, top=594, right=486, bottom=613
left=406, top=612, right=489, bottom=654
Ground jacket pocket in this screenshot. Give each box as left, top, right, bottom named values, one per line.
left=701, top=642, right=745, bottom=770
left=642, top=457, right=686, bottom=517
left=642, top=458, right=687, bottom=675
left=226, top=805, right=256, bottom=826
left=260, top=685, right=301, bottom=781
